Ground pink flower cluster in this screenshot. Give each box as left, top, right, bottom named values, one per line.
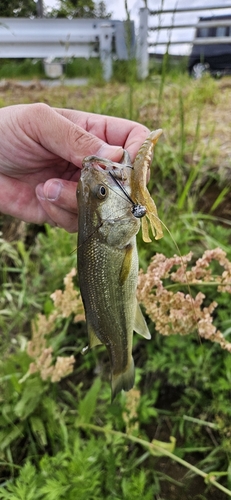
left=137, top=249, right=231, bottom=351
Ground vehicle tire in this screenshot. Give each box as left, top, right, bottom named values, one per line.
left=191, top=62, right=210, bottom=79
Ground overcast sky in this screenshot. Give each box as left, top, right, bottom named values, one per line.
left=43, top=0, right=231, bottom=55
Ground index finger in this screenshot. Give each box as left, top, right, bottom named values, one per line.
left=21, top=104, right=124, bottom=168
left=55, top=109, right=150, bottom=162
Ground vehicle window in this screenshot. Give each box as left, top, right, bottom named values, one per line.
left=197, top=27, right=209, bottom=38
left=216, top=26, right=227, bottom=37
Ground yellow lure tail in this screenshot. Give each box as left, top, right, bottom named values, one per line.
left=131, top=129, right=163, bottom=242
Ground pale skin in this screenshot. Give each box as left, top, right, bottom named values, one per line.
left=0, top=103, right=150, bottom=232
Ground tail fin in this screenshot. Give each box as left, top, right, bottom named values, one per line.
left=111, top=357, right=135, bottom=402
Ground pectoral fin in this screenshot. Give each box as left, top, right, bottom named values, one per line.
left=88, top=323, right=103, bottom=349
left=119, top=244, right=133, bottom=285
left=81, top=324, right=103, bottom=355
left=134, top=301, right=151, bottom=339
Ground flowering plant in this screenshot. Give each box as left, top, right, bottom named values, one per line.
left=137, top=248, right=231, bottom=352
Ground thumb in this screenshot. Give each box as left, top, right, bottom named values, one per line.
left=27, top=104, right=124, bottom=166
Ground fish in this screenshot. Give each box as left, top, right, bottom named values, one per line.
left=77, top=130, right=163, bottom=400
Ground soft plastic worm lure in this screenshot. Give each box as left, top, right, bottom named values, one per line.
left=131, top=129, right=163, bottom=242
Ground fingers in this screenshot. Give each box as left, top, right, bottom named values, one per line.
left=36, top=179, right=78, bottom=232
left=0, top=173, right=54, bottom=225
left=55, top=109, right=150, bottom=161
left=22, top=104, right=124, bottom=168
left=0, top=172, right=78, bottom=232
left=0, top=103, right=151, bottom=233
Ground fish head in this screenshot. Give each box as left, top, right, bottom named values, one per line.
left=77, top=155, right=140, bottom=246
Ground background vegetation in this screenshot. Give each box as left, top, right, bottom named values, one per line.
left=0, top=0, right=110, bottom=18
left=1, top=57, right=231, bottom=499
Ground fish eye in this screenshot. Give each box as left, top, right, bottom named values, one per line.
left=96, top=184, right=107, bottom=199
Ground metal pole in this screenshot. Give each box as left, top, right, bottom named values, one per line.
left=37, top=0, right=44, bottom=18
left=137, top=7, right=149, bottom=80
left=99, top=24, right=113, bottom=81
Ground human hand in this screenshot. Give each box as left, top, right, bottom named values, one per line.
left=0, top=103, right=150, bottom=232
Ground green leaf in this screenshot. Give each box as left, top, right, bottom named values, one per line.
left=14, top=378, right=45, bottom=420
left=29, top=416, right=47, bottom=447
left=0, top=461, right=42, bottom=500
left=40, top=480, right=69, bottom=500
left=78, top=378, right=101, bottom=424
left=0, top=424, right=24, bottom=451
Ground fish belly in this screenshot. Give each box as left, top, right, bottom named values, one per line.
left=78, top=234, right=138, bottom=399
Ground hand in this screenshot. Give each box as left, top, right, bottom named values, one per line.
left=0, top=103, right=150, bottom=232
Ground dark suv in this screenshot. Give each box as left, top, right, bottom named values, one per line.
left=188, top=15, right=231, bottom=78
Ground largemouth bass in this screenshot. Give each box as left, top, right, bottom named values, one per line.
left=77, top=131, right=162, bottom=400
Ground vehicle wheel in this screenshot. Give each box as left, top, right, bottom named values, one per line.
left=191, top=62, right=210, bottom=79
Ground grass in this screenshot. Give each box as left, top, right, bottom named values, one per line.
left=0, top=58, right=104, bottom=81
left=1, top=60, right=231, bottom=498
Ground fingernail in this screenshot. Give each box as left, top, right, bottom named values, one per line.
left=96, top=145, right=124, bottom=161
left=36, top=183, right=46, bottom=200
left=44, top=180, right=62, bottom=201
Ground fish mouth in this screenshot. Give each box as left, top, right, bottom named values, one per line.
left=82, top=162, right=131, bottom=196
left=82, top=156, right=131, bottom=181
left=81, top=154, right=136, bottom=213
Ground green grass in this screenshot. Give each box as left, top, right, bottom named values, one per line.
left=1, top=64, right=231, bottom=498
left=0, top=59, right=45, bottom=79
left=0, top=58, right=104, bottom=81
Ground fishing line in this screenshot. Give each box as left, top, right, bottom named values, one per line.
left=75, top=178, right=133, bottom=251
left=75, top=172, right=135, bottom=251
left=108, top=171, right=146, bottom=219
left=108, top=170, right=135, bottom=206
left=94, top=170, right=134, bottom=207
left=76, top=202, right=139, bottom=250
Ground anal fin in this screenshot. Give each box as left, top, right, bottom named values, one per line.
left=134, top=301, right=151, bottom=339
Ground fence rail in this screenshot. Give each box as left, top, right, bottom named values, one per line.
left=137, top=4, right=231, bottom=78
left=149, top=20, right=231, bottom=31
left=149, top=5, right=231, bottom=15
left=0, top=17, right=135, bottom=81
left=148, top=4, right=231, bottom=49
left=149, top=38, right=231, bottom=46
